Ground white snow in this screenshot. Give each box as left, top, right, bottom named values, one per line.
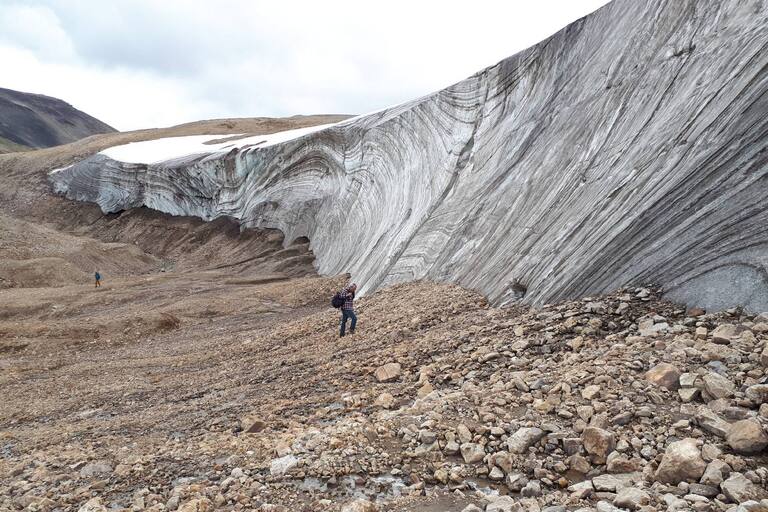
left=98, top=123, right=339, bottom=165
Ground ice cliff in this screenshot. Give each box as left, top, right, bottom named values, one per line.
left=50, top=0, right=768, bottom=311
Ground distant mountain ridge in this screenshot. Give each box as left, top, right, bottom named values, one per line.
left=0, top=87, right=115, bottom=151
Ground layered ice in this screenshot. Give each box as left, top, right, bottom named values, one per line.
left=49, top=0, right=768, bottom=311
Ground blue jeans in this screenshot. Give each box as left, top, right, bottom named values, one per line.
left=340, top=309, right=357, bottom=336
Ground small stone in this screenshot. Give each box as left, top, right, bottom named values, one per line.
left=242, top=415, right=266, bottom=433
left=270, top=455, right=298, bottom=476
left=341, top=499, right=377, bottom=512
left=726, top=419, right=768, bottom=455
left=457, top=424, right=472, bottom=444
left=486, top=495, right=520, bottom=512
left=166, top=496, right=180, bottom=511
left=688, top=483, right=719, bottom=498
left=79, top=462, right=113, bottom=479
left=178, top=499, right=213, bottom=512
left=613, top=488, right=651, bottom=510
left=695, top=326, right=708, bottom=340
left=374, top=392, right=395, bottom=408
left=460, top=443, right=485, bottom=464
left=507, top=473, right=529, bottom=492
left=592, top=474, right=623, bottom=492
left=582, top=427, right=615, bottom=464
left=645, top=362, right=681, bottom=390
left=78, top=498, right=109, bottom=512
left=568, top=454, right=591, bottom=474
left=419, top=430, right=437, bottom=445
left=655, top=438, right=707, bottom=484
left=582, top=384, right=602, bottom=399
left=417, top=382, right=434, bottom=398
left=679, top=388, right=701, bottom=403
left=521, top=480, right=542, bottom=497
left=696, top=406, right=730, bottom=438
left=606, top=451, right=638, bottom=473
left=680, top=373, right=697, bottom=388
left=374, top=363, right=402, bottom=382
left=568, top=480, right=595, bottom=494
left=488, top=466, right=505, bottom=480
left=507, top=427, right=545, bottom=454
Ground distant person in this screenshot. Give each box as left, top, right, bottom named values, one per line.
left=94, top=271, right=101, bottom=288
left=332, top=283, right=357, bottom=337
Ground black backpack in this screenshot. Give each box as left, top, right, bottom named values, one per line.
left=331, top=292, right=344, bottom=309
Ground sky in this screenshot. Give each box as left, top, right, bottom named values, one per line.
left=0, top=0, right=611, bottom=131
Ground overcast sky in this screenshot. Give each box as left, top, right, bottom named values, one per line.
left=0, top=0, right=611, bottom=131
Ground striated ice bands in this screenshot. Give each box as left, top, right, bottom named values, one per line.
left=50, top=0, right=768, bottom=311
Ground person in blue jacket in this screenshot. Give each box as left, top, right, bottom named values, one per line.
left=94, top=271, right=101, bottom=288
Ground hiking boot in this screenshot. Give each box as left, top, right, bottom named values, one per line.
left=349, top=330, right=355, bottom=335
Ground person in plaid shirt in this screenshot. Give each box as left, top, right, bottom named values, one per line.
left=339, top=283, right=357, bottom=337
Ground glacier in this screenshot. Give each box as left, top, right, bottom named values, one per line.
left=50, top=0, right=768, bottom=311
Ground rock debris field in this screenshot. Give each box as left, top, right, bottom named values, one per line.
left=2, top=274, right=767, bottom=512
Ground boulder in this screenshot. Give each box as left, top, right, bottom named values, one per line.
left=374, top=363, right=402, bottom=382
left=269, top=454, right=298, bottom=476
left=745, top=384, right=768, bottom=405
left=645, top=362, right=681, bottom=390
left=721, top=473, right=768, bottom=504
left=507, top=427, right=545, bottom=454
left=726, top=419, right=768, bottom=454
left=703, top=372, right=736, bottom=400
left=696, top=406, right=730, bottom=438
left=712, top=324, right=737, bottom=344
left=655, top=438, right=707, bottom=484
left=700, top=459, right=731, bottom=486
left=582, top=427, right=615, bottom=464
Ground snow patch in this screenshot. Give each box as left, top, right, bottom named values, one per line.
left=99, top=123, right=339, bottom=165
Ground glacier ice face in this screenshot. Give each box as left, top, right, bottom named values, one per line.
left=49, top=0, right=768, bottom=311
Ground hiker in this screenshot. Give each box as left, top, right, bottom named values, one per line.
left=336, top=283, right=357, bottom=337
left=94, top=271, right=101, bottom=288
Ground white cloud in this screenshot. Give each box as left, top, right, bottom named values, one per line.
left=0, top=0, right=611, bottom=130
left=0, top=3, right=75, bottom=60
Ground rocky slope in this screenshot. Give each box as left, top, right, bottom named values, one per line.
left=50, top=0, right=768, bottom=312
left=0, top=87, right=116, bottom=150
left=1, top=275, right=767, bottom=511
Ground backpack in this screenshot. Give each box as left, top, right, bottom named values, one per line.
left=331, top=292, right=344, bottom=309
